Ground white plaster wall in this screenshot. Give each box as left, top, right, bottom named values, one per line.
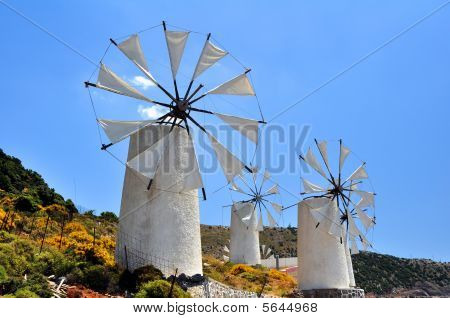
left=297, top=200, right=350, bottom=290
left=229, top=202, right=261, bottom=265
left=345, top=243, right=356, bottom=287
left=260, top=257, right=298, bottom=269
left=116, top=126, right=202, bottom=276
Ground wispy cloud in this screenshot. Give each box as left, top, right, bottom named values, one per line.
left=138, top=104, right=168, bottom=119
left=131, top=75, right=155, bottom=90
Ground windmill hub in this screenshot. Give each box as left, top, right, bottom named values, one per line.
left=176, top=99, right=189, bottom=112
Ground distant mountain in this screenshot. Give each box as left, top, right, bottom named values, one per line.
left=201, top=225, right=450, bottom=296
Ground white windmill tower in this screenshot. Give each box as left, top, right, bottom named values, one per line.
left=85, top=22, right=264, bottom=276
left=298, top=139, right=376, bottom=296
left=227, top=169, right=282, bottom=264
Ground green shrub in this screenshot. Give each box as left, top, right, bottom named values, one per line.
left=0, top=264, right=7, bottom=283
left=66, top=267, right=84, bottom=285
left=99, top=212, right=118, bottom=223
left=133, top=265, right=164, bottom=287
left=33, top=250, right=75, bottom=277
left=0, top=243, right=29, bottom=276
left=0, top=231, right=15, bottom=244
left=82, top=265, right=111, bottom=292
left=22, top=273, right=52, bottom=298
left=14, top=288, right=39, bottom=298
left=135, top=280, right=190, bottom=298
left=14, top=195, right=38, bottom=213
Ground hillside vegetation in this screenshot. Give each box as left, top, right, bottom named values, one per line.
left=201, top=225, right=450, bottom=296
left=0, top=148, right=449, bottom=297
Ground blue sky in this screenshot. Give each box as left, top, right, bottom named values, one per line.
left=0, top=1, right=449, bottom=261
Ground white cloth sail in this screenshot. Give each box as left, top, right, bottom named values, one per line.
left=317, top=140, right=329, bottom=168
left=192, top=40, right=227, bottom=79
left=96, top=64, right=154, bottom=103
left=347, top=212, right=371, bottom=250
left=208, top=73, right=255, bottom=96
left=256, top=210, right=263, bottom=231
left=328, top=219, right=345, bottom=240
left=302, top=178, right=325, bottom=193
left=265, top=184, right=279, bottom=195
left=339, top=143, right=351, bottom=173
left=266, top=208, right=277, bottom=228
left=350, top=236, right=360, bottom=255
left=307, top=198, right=339, bottom=234
left=181, top=134, right=203, bottom=191
left=98, top=119, right=156, bottom=144
left=270, top=202, right=282, bottom=213
left=346, top=164, right=369, bottom=182
left=126, top=132, right=170, bottom=180
left=355, top=207, right=375, bottom=231
left=117, top=35, right=157, bottom=83
left=230, top=181, right=247, bottom=194
left=215, top=113, right=259, bottom=144
left=304, top=148, right=328, bottom=179
left=207, top=133, right=245, bottom=183
left=354, top=190, right=375, bottom=208
left=164, top=30, right=189, bottom=78
left=234, top=202, right=255, bottom=227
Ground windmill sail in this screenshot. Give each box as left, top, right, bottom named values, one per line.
left=270, top=202, right=282, bottom=213
left=346, top=164, right=368, bottom=182
left=182, top=134, right=203, bottom=191
left=215, top=113, right=259, bottom=144
left=117, top=34, right=157, bottom=84
left=230, top=181, right=247, bottom=195
left=164, top=30, right=189, bottom=78
left=256, top=211, right=263, bottom=231
left=339, top=142, right=351, bottom=174
left=98, top=119, right=156, bottom=144
left=192, top=40, right=227, bottom=79
left=96, top=64, right=154, bottom=103
left=304, top=148, right=328, bottom=179
left=302, top=178, right=325, bottom=193
left=208, top=73, right=255, bottom=96
left=207, top=133, right=245, bottom=183
left=354, top=190, right=375, bottom=208
left=265, top=184, right=279, bottom=195
left=266, top=208, right=277, bottom=228
left=126, top=131, right=170, bottom=180
left=350, top=236, right=359, bottom=254
left=317, top=140, right=329, bottom=168
left=355, top=207, right=375, bottom=231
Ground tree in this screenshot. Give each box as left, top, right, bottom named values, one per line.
left=99, top=211, right=118, bottom=223
left=64, top=199, right=78, bottom=220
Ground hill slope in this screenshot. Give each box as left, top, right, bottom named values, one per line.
left=201, top=225, right=450, bottom=296
left=1, top=148, right=449, bottom=297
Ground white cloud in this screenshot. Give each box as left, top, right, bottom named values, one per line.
left=131, top=75, right=155, bottom=90
left=138, top=104, right=168, bottom=119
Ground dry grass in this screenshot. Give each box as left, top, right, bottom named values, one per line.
left=203, top=255, right=296, bottom=297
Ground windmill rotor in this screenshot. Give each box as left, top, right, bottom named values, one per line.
left=299, top=139, right=376, bottom=254
left=86, top=21, right=264, bottom=199
left=230, top=168, right=283, bottom=231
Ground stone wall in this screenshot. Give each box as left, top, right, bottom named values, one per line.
left=302, top=288, right=365, bottom=298
left=187, top=278, right=261, bottom=298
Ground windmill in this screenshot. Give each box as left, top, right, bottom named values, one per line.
left=85, top=22, right=264, bottom=275
left=297, top=139, right=376, bottom=291
left=227, top=168, right=282, bottom=264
